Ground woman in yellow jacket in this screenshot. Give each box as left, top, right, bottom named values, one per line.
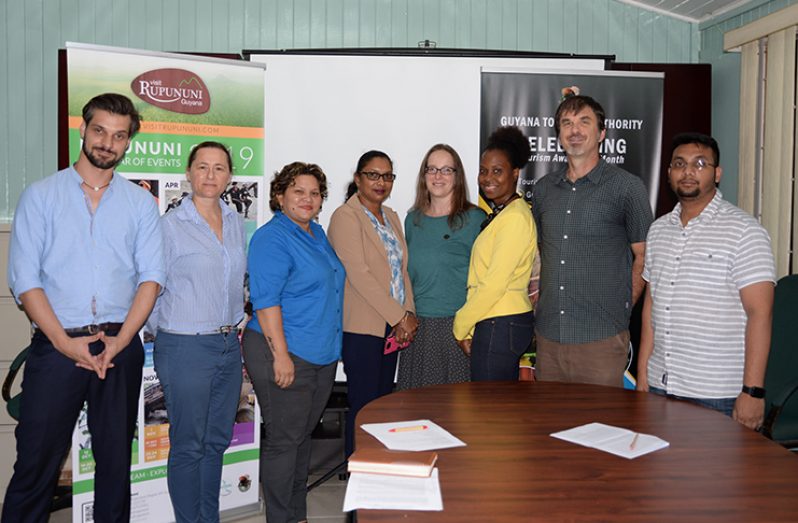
left=454, top=126, right=537, bottom=381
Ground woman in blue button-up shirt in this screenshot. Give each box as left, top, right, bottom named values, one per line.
left=242, top=162, right=345, bottom=523
left=152, top=142, right=247, bottom=523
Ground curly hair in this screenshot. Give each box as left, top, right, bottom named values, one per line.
left=484, top=126, right=531, bottom=170
left=269, top=162, right=328, bottom=212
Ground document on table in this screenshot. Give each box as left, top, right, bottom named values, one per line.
left=343, top=467, right=443, bottom=511
left=550, top=422, right=669, bottom=459
left=360, top=419, right=466, bottom=451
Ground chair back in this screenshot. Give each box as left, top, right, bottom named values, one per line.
left=2, top=345, right=30, bottom=421
left=763, top=275, right=798, bottom=444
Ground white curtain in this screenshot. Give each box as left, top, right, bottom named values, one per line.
left=734, top=26, right=797, bottom=276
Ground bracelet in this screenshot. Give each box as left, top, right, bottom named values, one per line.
left=393, top=313, right=409, bottom=329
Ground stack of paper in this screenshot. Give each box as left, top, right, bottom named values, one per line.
left=550, top=422, right=669, bottom=459
left=343, top=419, right=465, bottom=511
left=343, top=468, right=444, bottom=512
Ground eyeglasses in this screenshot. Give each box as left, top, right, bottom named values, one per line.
left=359, top=171, right=396, bottom=182
left=424, top=166, right=457, bottom=176
left=669, top=158, right=715, bottom=172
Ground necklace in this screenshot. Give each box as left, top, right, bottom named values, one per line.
left=480, top=193, right=521, bottom=231
left=81, top=180, right=111, bottom=192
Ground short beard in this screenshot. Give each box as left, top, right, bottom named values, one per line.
left=676, top=187, right=700, bottom=199
left=83, top=142, right=123, bottom=170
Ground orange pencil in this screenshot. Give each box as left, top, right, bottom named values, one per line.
left=389, top=424, right=429, bottom=433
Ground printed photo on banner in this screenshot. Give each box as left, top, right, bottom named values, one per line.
left=130, top=178, right=159, bottom=202
left=157, top=175, right=263, bottom=242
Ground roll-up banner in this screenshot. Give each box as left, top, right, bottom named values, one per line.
left=66, top=42, right=264, bottom=523
left=480, top=70, right=664, bottom=211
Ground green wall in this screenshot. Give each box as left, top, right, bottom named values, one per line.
left=1, top=0, right=702, bottom=219
left=14, top=0, right=798, bottom=218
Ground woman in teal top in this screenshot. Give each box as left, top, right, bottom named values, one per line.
left=397, top=144, right=485, bottom=389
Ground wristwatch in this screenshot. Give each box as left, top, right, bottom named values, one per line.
left=741, top=385, right=766, bottom=398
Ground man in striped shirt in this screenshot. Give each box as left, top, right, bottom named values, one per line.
left=637, top=133, right=775, bottom=429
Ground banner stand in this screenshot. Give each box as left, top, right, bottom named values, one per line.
left=66, top=42, right=266, bottom=523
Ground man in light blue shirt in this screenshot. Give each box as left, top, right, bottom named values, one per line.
left=3, top=93, right=165, bottom=522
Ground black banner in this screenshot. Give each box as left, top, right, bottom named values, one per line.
left=480, top=71, right=663, bottom=210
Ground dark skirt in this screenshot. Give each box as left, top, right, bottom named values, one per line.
left=397, top=316, right=471, bottom=390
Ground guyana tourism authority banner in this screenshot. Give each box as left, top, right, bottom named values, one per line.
left=66, top=42, right=264, bottom=522
left=480, top=70, right=663, bottom=210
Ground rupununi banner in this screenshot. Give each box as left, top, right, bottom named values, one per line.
left=67, top=43, right=265, bottom=176
left=66, top=42, right=264, bottom=523
left=480, top=70, right=663, bottom=211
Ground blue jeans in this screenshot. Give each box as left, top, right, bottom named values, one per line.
left=154, top=330, right=243, bottom=523
left=649, top=386, right=735, bottom=417
left=471, top=311, right=534, bottom=381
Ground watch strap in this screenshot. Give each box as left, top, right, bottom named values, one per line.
left=741, top=385, right=766, bottom=398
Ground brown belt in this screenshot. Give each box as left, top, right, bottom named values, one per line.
left=35, top=322, right=124, bottom=337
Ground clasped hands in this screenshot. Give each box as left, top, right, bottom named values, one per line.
left=65, top=331, right=126, bottom=380
left=391, top=311, right=418, bottom=344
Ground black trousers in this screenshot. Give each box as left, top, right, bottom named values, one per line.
left=2, top=331, right=144, bottom=523
left=242, top=329, right=336, bottom=523
left=342, top=328, right=398, bottom=457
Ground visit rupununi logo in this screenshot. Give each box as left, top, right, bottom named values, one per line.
left=132, top=68, right=211, bottom=114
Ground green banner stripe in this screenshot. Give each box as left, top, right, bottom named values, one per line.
left=223, top=448, right=260, bottom=465
left=72, top=448, right=258, bottom=494
left=73, top=479, right=93, bottom=495
left=68, top=130, right=264, bottom=175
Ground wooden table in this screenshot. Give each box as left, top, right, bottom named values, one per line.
left=355, top=381, right=798, bottom=522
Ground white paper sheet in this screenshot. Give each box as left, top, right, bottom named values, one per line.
left=360, top=419, right=466, bottom=451
left=550, top=422, right=669, bottom=459
left=343, top=467, right=443, bottom=511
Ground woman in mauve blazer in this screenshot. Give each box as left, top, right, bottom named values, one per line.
left=328, top=150, right=416, bottom=457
